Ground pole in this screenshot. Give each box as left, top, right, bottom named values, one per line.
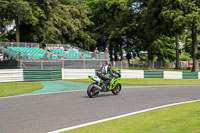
left=83, top=60, right=86, bottom=69
left=62, top=59, right=64, bottom=68
left=20, top=60, right=22, bottom=69
left=41, top=60, right=43, bottom=70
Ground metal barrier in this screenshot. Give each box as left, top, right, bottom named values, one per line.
left=0, top=69, right=24, bottom=82
left=23, top=69, right=62, bottom=81
left=1, top=69, right=200, bottom=83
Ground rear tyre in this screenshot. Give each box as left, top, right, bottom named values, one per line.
left=112, top=83, right=121, bottom=95
left=87, top=84, right=99, bottom=98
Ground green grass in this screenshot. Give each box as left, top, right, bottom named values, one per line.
left=165, top=68, right=192, bottom=72
left=0, top=82, right=43, bottom=97
left=65, top=78, right=200, bottom=86
left=63, top=101, right=200, bottom=133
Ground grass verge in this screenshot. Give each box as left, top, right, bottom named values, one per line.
left=165, top=68, right=192, bottom=72
left=0, top=82, right=43, bottom=97
left=65, top=78, right=200, bottom=86
left=63, top=101, right=200, bottom=133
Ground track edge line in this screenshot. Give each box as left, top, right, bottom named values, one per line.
left=47, top=99, right=200, bottom=133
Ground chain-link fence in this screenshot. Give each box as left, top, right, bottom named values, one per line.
left=16, top=59, right=175, bottom=70
left=19, top=59, right=108, bottom=70
left=0, top=58, right=176, bottom=70
left=0, top=42, right=39, bottom=47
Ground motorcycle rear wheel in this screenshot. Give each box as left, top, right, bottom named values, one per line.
left=87, top=84, right=99, bottom=98
left=112, top=83, right=121, bottom=95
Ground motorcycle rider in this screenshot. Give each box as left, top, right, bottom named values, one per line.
left=97, top=61, right=118, bottom=91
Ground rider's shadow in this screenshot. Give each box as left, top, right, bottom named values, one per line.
left=82, top=93, right=115, bottom=98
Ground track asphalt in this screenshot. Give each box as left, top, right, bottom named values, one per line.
left=0, top=85, right=200, bottom=133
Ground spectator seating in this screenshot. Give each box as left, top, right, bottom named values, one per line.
left=1, top=46, right=92, bottom=60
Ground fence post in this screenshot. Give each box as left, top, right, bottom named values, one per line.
left=62, top=59, right=64, bottom=68
left=20, top=60, right=22, bottom=69
left=121, top=61, right=123, bottom=69
left=41, top=60, right=43, bottom=70
left=83, top=60, right=86, bottom=69
left=126, top=60, right=129, bottom=69
left=100, top=60, right=102, bottom=67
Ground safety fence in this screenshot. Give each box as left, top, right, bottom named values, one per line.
left=0, top=69, right=200, bottom=82
left=16, top=60, right=172, bottom=70
left=0, top=42, right=39, bottom=48
left=20, top=59, right=108, bottom=70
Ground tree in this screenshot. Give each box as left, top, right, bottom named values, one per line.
left=84, top=0, right=140, bottom=62
left=160, top=0, right=185, bottom=69
left=18, top=0, right=93, bottom=48
left=0, top=0, right=44, bottom=42
left=182, top=0, right=200, bottom=72
left=143, top=0, right=185, bottom=68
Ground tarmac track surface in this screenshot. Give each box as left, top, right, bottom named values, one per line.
left=0, top=86, right=200, bottom=133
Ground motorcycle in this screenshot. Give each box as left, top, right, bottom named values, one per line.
left=87, top=70, right=121, bottom=98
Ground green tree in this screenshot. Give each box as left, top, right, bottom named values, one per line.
left=0, top=0, right=44, bottom=42
left=160, top=0, right=185, bottom=69
left=19, top=0, right=93, bottom=48
left=183, top=0, right=200, bottom=72
left=143, top=0, right=185, bottom=68
left=85, top=0, right=139, bottom=62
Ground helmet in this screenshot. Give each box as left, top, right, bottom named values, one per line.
left=105, top=60, right=110, bottom=65
left=105, top=61, right=112, bottom=67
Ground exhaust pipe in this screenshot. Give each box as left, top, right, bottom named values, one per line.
left=93, top=84, right=102, bottom=91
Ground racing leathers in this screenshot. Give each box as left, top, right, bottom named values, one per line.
left=97, top=64, right=118, bottom=90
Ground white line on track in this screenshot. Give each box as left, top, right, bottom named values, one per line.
left=48, top=99, right=200, bottom=133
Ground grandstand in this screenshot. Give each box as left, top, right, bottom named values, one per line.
left=0, top=42, right=40, bottom=60
left=0, top=42, right=108, bottom=69
left=0, top=42, right=108, bottom=61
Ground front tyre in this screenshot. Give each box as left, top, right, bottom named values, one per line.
left=112, top=83, right=121, bottom=95
left=87, top=84, right=99, bottom=98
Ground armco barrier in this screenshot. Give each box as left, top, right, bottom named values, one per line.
left=182, top=72, right=198, bottom=79
left=164, top=71, right=182, bottom=79
left=63, top=69, right=95, bottom=79
left=1, top=69, right=200, bottom=82
left=199, top=73, right=200, bottom=79
left=0, top=69, right=24, bottom=82
left=62, top=69, right=144, bottom=79
left=23, top=69, right=62, bottom=81
left=144, top=71, right=163, bottom=78
left=121, top=70, right=144, bottom=78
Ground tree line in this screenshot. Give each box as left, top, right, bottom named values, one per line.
left=0, top=0, right=200, bottom=71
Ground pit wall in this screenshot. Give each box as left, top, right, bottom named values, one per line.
left=0, top=69, right=199, bottom=82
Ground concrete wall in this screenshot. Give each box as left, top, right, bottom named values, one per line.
left=0, top=69, right=24, bottom=82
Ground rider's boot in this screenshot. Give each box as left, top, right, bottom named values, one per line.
left=105, top=80, right=111, bottom=91
left=100, top=83, right=106, bottom=92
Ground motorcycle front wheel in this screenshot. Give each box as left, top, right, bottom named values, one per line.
left=87, top=84, right=99, bottom=98
left=112, top=83, right=121, bottom=95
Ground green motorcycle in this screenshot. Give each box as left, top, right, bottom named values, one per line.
left=87, top=70, right=121, bottom=98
